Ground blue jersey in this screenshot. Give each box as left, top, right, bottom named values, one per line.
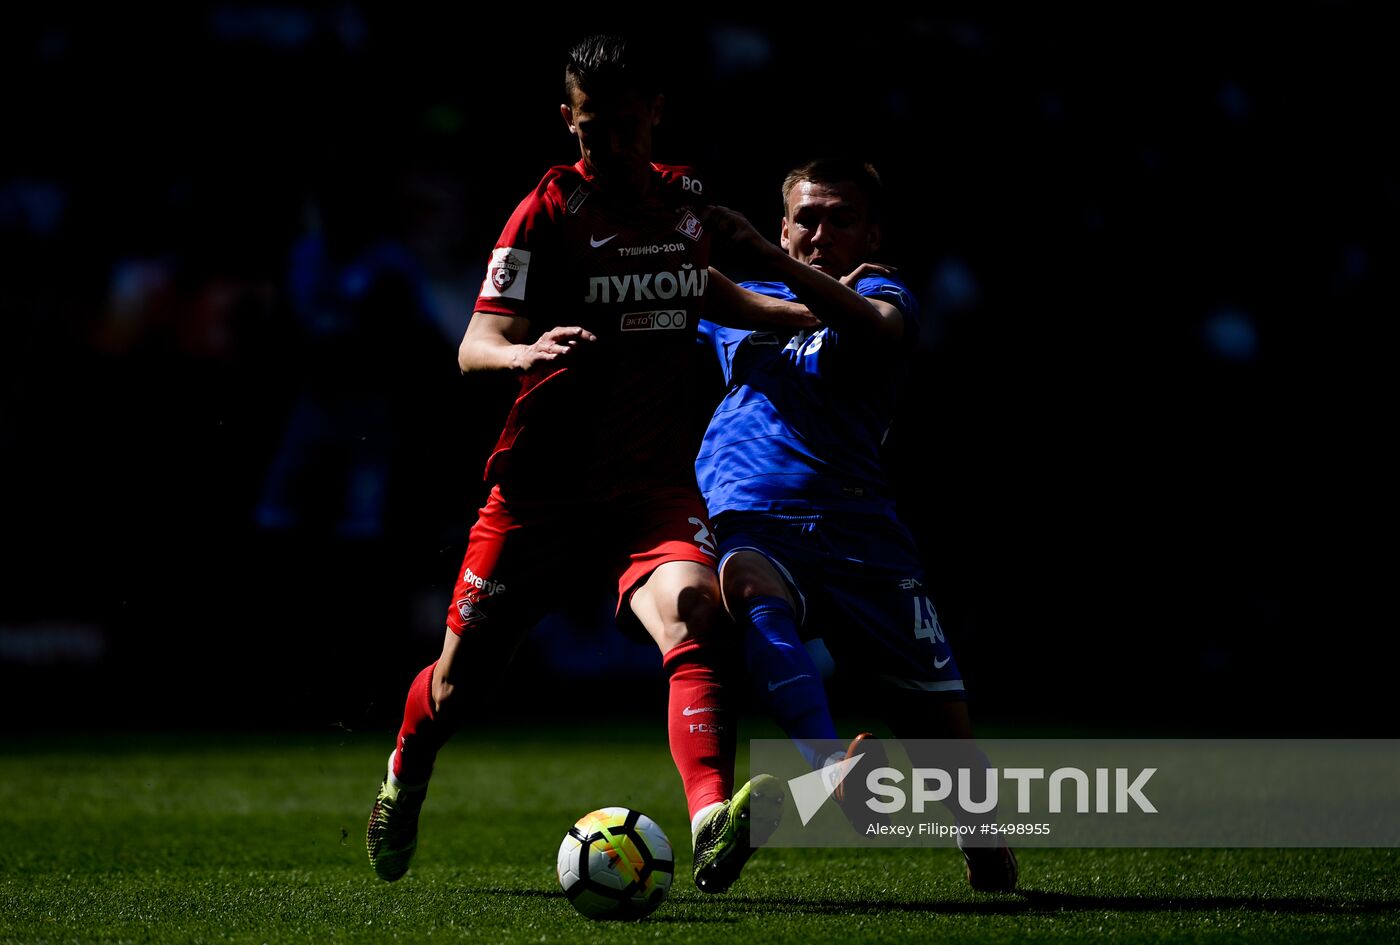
left=695, top=275, right=919, bottom=518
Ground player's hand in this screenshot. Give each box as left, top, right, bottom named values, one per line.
left=515, top=326, right=597, bottom=372
left=701, top=205, right=770, bottom=254
left=839, top=263, right=896, bottom=288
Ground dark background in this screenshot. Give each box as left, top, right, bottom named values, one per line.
left=1, top=7, right=1390, bottom=734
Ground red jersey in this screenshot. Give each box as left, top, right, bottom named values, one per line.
left=474, top=160, right=713, bottom=500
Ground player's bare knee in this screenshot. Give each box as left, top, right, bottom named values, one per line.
left=653, top=584, right=723, bottom=651
left=633, top=561, right=722, bottom=652
left=720, top=551, right=791, bottom=610
left=650, top=619, right=688, bottom=652
left=681, top=584, right=723, bottom=633
left=674, top=605, right=721, bottom=651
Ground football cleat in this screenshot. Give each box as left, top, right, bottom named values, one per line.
left=692, top=774, right=784, bottom=894
left=366, top=757, right=428, bottom=882
left=958, top=834, right=1019, bottom=893
left=831, top=732, right=881, bottom=804
left=831, top=732, right=891, bottom=833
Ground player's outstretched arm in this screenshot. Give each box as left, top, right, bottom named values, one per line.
left=705, top=268, right=819, bottom=331
left=704, top=205, right=903, bottom=343
left=457, top=313, right=597, bottom=375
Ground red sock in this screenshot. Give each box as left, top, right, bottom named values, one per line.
left=662, top=637, right=735, bottom=819
left=391, top=661, right=450, bottom=786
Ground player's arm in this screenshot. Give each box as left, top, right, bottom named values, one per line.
left=704, top=268, right=819, bottom=331
left=457, top=313, right=597, bottom=374
left=704, top=205, right=904, bottom=342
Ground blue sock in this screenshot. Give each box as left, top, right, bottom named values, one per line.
left=740, top=594, right=837, bottom=770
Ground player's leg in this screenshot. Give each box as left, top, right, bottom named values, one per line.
left=808, top=515, right=1017, bottom=890
left=368, top=628, right=494, bottom=883
left=881, top=688, right=1018, bottom=892
left=836, top=649, right=1018, bottom=892
left=628, top=559, right=734, bottom=825
left=368, top=486, right=547, bottom=881
left=619, top=492, right=782, bottom=893
left=720, top=547, right=837, bottom=770
left=388, top=618, right=533, bottom=788
left=801, top=515, right=971, bottom=738
left=629, top=559, right=783, bottom=894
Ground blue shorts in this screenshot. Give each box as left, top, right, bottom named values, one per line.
left=714, top=511, right=965, bottom=698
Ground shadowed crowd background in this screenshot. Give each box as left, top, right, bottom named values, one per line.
left=1, top=7, right=1390, bottom=734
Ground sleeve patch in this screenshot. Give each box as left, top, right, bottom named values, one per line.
left=856, top=278, right=912, bottom=312
left=480, top=247, right=531, bottom=300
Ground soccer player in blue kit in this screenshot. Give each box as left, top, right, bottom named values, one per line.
left=698, top=158, right=1018, bottom=892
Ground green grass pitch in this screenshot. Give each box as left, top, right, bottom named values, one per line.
left=2, top=728, right=1397, bottom=944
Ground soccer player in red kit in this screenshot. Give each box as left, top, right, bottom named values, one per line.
left=365, top=34, right=794, bottom=893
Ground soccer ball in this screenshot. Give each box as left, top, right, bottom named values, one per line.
left=556, top=807, right=674, bottom=920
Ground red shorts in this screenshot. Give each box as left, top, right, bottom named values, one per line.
left=445, top=484, right=718, bottom=640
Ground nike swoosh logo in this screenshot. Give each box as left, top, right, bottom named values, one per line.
left=681, top=705, right=717, bottom=716
left=589, top=234, right=618, bottom=248
left=933, top=655, right=952, bottom=669
left=767, top=674, right=812, bottom=692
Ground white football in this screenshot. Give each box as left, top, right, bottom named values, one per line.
left=556, top=806, right=674, bottom=920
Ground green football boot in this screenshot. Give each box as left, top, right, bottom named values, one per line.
left=366, top=757, right=428, bottom=882
left=692, top=773, right=784, bottom=894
